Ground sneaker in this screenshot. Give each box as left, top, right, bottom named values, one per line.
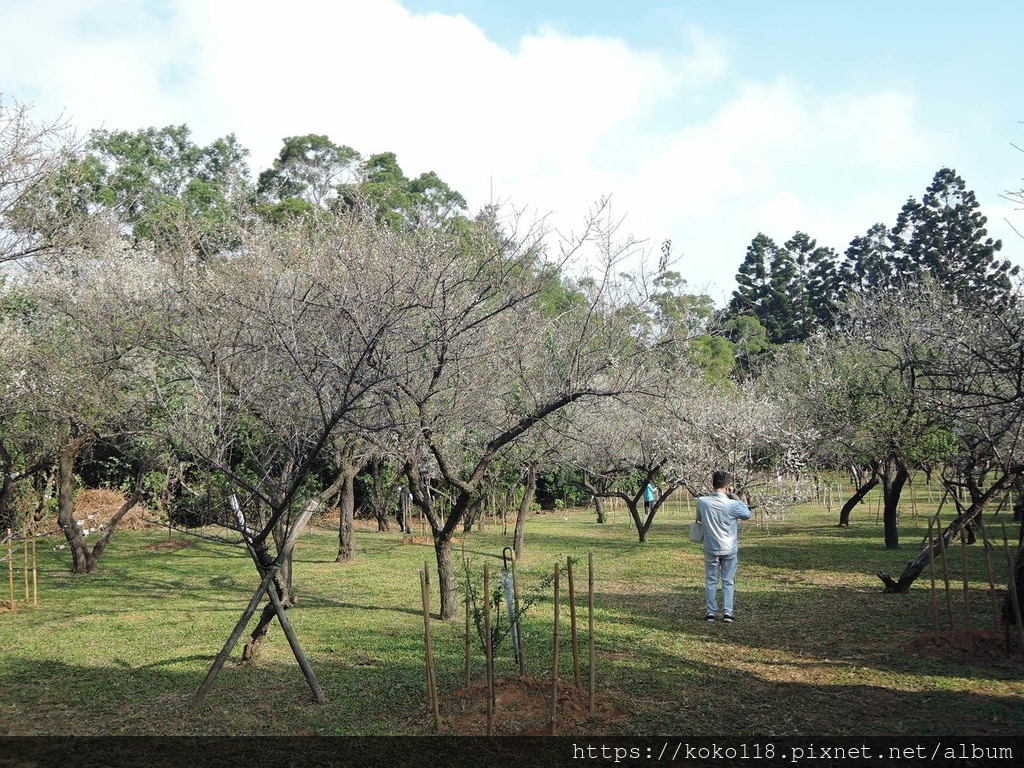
left=722, top=614, right=734, bottom=623
left=705, top=613, right=716, bottom=621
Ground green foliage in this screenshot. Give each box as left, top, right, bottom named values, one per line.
left=76, top=124, right=251, bottom=252
left=256, top=133, right=359, bottom=207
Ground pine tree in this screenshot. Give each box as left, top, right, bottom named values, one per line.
left=890, top=168, right=1015, bottom=303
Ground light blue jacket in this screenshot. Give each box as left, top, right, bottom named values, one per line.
left=696, top=492, right=752, bottom=556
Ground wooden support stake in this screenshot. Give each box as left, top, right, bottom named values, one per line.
left=927, top=520, right=939, bottom=643
left=190, top=565, right=280, bottom=711
left=261, top=570, right=328, bottom=705
left=31, top=536, right=37, bottom=607
left=550, top=561, right=560, bottom=736
left=999, top=522, right=1024, bottom=658
left=960, top=531, right=973, bottom=660
left=976, top=514, right=1001, bottom=631
left=511, top=554, right=526, bottom=677
left=936, top=517, right=955, bottom=630
left=7, top=529, right=14, bottom=613
left=420, top=569, right=441, bottom=732
left=464, top=558, right=472, bottom=688
left=567, top=558, right=581, bottom=689
left=22, top=533, right=29, bottom=603
left=484, top=563, right=493, bottom=737
left=588, top=552, right=596, bottom=715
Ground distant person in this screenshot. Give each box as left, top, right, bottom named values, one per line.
left=397, top=485, right=412, bottom=534
left=643, top=482, right=658, bottom=516
left=696, top=469, right=751, bottom=622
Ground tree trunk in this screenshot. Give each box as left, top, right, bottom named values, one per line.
left=55, top=431, right=90, bottom=574
left=593, top=495, right=606, bottom=524
left=434, top=530, right=459, bottom=620
left=242, top=499, right=319, bottom=660
left=878, top=471, right=1018, bottom=592
left=335, top=462, right=357, bottom=563
left=882, top=460, right=910, bottom=549
left=838, top=475, right=879, bottom=527
left=1002, top=523, right=1024, bottom=627
left=513, top=463, right=537, bottom=560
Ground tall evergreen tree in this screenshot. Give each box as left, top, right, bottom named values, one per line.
left=840, top=222, right=893, bottom=295
left=785, top=231, right=839, bottom=334
left=729, top=232, right=775, bottom=318
left=891, top=168, right=1014, bottom=302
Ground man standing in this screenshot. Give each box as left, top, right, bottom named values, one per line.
left=696, top=469, right=751, bottom=622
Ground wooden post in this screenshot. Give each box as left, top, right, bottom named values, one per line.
left=960, top=531, right=973, bottom=660
left=7, top=529, right=14, bottom=613
left=484, top=563, right=493, bottom=737
left=567, top=558, right=581, bottom=689
left=511, top=555, right=525, bottom=677
left=22, top=532, right=29, bottom=603
left=936, top=517, right=955, bottom=630
left=31, top=535, right=37, bottom=607
left=999, top=522, right=1024, bottom=657
left=976, top=514, right=1001, bottom=631
left=464, top=558, right=472, bottom=687
left=927, top=520, right=939, bottom=643
left=550, top=562, right=560, bottom=736
left=420, top=569, right=441, bottom=731
left=190, top=565, right=281, bottom=711
left=588, top=552, right=596, bottom=716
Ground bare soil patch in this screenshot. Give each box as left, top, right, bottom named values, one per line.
left=907, top=628, right=1022, bottom=664
left=429, top=676, right=629, bottom=735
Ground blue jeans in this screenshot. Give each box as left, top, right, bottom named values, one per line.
left=704, top=551, right=739, bottom=615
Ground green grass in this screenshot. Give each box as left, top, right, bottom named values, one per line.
left=1, top=493, right=1022, bottom=737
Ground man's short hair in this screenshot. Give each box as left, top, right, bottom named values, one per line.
left=712, top=469, right=732, bottom=490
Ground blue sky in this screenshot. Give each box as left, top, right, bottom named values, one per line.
left=1, top=0, right=1021, bottom=302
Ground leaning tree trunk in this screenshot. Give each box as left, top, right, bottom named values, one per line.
left=878, top=472, right=1018, bottom=592
left=838, top=475, right=879, bottom=527
left=513, top=463, right=537, bottom=561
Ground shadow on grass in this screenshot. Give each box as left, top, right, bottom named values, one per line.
left=2, top=648, right=1022, bottom=739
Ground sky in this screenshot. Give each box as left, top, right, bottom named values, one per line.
left=1, top=0, right=1021, bottom=304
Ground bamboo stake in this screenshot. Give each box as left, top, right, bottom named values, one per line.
left=927, top=520, right=939, bottom=643
left=511, top=554, right=525, bottom=677
left=976, top=514, right=1001, bottom=631
left=419, top=569, right=441, bottom=732
left=936, top=517, right=955, bottom=630
left=7, top=529, right=14, bottom=613
left=31, top=535, right=37, bottom=607
left=464, top=558, right=472, bottom=687
left=960, top=531, right=973, bottom=660
left=588, top=552, right=596, bottom=716
left=999, top=522, right=1024, bottom=658
left=550, top=562, right=560, bottom=735
left=484, top=563, right=493, bottom=737
left=567, top=558, right=581, bottom=689
left=22, top=533, right=29, bottom=603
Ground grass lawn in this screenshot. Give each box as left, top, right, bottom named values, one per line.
left=1, top=491, right=1022, bottom=738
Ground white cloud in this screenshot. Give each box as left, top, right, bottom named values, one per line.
left=0, top=0, right=966, bottom=297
